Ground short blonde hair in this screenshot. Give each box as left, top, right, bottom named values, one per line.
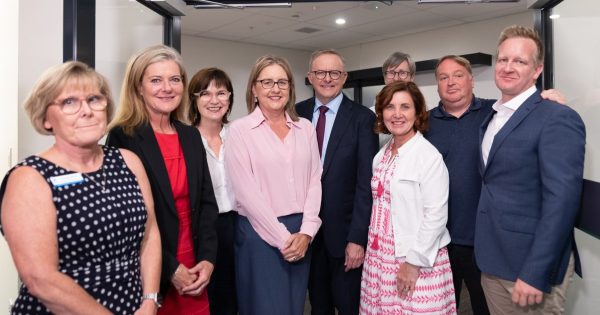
left=23, top=61, right=114, bottom=135
left=109, top=45, right=189, bottom=136
left=497, top=25, right=544, bottom=66
left=245, top=55, right=298, bottom=121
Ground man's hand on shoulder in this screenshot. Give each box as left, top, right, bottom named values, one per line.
left=540, top=89, right=566, bottom=105
left=512, top=278, right=543, bottom=307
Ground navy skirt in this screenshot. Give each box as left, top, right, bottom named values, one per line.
left=235, top=213, right=311, bottom=315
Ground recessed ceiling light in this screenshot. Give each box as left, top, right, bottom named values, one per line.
left=336, top=18, right=346, bottom=25
left=549, top=14, right=560, bottom=19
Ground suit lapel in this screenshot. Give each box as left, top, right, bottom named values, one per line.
left=479, top=109, right=496, bottom=175
left=483, top=93, right=541, bottom=173
left=138, top=124, right=177, bottom=214
left=176, top=122, right=199, bottom=210
left=323, top=96, right=353, bottom=176
left=297, top=98, right=316, bottom=121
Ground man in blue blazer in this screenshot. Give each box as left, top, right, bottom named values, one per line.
left=296, top=49, right=378, bottom=315
left=475, top=25, right=585, bottom=314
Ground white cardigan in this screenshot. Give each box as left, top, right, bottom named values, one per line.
left=373, top=131, right=451, bottom=268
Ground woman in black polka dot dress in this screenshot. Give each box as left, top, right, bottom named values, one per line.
left=0, top=61, right=161, bottom=314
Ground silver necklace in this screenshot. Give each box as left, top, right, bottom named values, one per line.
left=82, top=165, right=108, bottom=194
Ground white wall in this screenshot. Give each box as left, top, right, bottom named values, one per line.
left=18, top=0, right=63, bottom=160
left=0, top=0, right=21, bottom=309
left=339, top=12, right=534, bottom=108
left=182, top=35, right=313, bottom=121
left=180, top=10, right=533, bottom=119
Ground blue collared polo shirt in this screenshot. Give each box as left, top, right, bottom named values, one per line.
left=425, top=96, right=496, bottom=246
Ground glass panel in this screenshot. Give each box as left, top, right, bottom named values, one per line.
left=553, top=1, right=600, bottom=314
left=363, top=85, right=384, bottom=109
left=342, top=88, right=354, bottom=101
left=95, top=0, right=164, bottom=105
left=552, top=0, right=600, bottom=182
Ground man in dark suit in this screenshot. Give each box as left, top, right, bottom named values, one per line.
left=296, top=49, right=378, bottom=315
left=475, top=25, right=585, bottom=314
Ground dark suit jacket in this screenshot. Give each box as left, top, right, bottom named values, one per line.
left=475, top=91, right=585, bottom=293
left=296, top=95, right=378, bottom=258
left=106, top=121, right=218, bottom=295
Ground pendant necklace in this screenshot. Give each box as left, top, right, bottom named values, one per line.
left=82, top=164, right=108, bottom=194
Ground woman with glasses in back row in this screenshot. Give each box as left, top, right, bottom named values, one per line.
left=0, top=61, right=161, bottom=314
left=107, top=45, right=218, bottom=315
left=224, top=55, right=322, bottom=315
left=187, top=67, right=238, bottom=315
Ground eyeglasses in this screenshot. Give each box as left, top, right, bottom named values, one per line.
left=310, top=70, right=344, bottom=80
left=384, top=70, right=411, bottom=80
left=49, top=94, right=108, bottom=115
left=256, top=79, right=290, bottom=90
left=193, top=90, right=231, bottom=101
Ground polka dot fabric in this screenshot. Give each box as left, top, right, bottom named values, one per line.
left=6, top=146, right=147, bottom=314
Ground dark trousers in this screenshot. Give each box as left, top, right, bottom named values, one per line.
left=308, top=234, right=362, bottom=315
left=235, top=214, right=311, bottom=315
left=448, top=244, right=490, bottom=315
left=208, top=211, right=238, bottom=315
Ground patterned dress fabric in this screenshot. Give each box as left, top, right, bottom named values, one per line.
left=154, top=132, right=210, bottom=315
left=360, top=144, right=456, bottom=315
left=3, top=146, right=147, bottom=314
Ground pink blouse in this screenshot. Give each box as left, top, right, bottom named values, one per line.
left=225, top=107, right=322, bottom=250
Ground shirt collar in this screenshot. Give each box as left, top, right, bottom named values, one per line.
left=494, top=85, right=537, bottom=112
left=248, top=106, right=301, bottom=129
left=431, top=95, right=483, bottom=118
left=314, top=93, right=343, bottom=115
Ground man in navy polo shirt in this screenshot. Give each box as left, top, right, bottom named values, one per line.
left=425, top=55, right=564, bottom=314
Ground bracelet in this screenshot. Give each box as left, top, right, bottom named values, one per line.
left=142, top=293, right=161, bottom=308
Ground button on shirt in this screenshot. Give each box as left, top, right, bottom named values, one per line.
left=426, top=96, right=495, bottom=246
left=482, top=85, right=537, bottom=165
left=200, top=124, right=235, bottom=214
left=311, top=93, right=343, bottom=164
left=224, top=107, right=323, bottom=249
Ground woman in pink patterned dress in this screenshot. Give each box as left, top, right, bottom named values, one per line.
left=360, top=81, right=456, bottom=315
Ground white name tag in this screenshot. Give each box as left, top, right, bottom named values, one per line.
left=49, top=173, right=84, bottom=187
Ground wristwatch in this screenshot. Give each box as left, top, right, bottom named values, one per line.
left=142, top=293, right=161, bottom=308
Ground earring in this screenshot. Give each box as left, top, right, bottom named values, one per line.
left=254, top=96, right=258, bottom=104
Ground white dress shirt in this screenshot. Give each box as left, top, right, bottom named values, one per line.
left=482, top=85, right=537, bottom=165
left=201, top=124, right=235, bottom=214
left=311, top=93, right=343, bottom=164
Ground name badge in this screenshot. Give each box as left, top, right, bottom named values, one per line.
left=49, top=173, right=84, bottom=187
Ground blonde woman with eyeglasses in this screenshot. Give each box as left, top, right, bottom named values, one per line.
left=0, top=61, right=161, bottom=315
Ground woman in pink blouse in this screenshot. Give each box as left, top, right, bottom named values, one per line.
left=224, top=55, right=322, bottom=315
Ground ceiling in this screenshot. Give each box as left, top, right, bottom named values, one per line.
left=180, top=0, right=530, bottom=51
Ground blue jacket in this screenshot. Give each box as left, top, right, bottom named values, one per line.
left=475, top=91, right=585, bottom=292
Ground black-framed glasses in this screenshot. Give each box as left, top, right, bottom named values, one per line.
left=49, top=94, right=108, bottom=115
left=193, top=90, right=231, bottom=101
left=384, top=70, right=411, bottom=80
left=256, top=79, right=289, bottom=89
left=310, top=70, right=344, bottom=80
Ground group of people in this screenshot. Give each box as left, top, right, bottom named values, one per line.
left=0, top=24, right=585, bottom=315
